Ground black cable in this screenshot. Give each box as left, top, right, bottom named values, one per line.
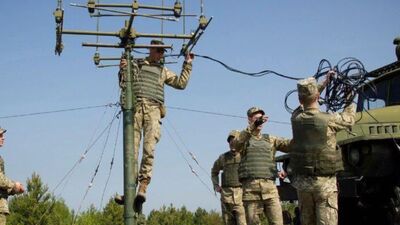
left=284, top=89, right=298, bottom=114
left=284, top=57, right=370, bottom=113
left=194, top=54, right=303, bottom=80
left=318, top=58, right=368, bottom=112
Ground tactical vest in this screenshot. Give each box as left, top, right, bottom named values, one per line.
left=133, top=63, right=165, bottom=104
left=221, top=152, right=241, bottom=187
left=290, top=112, right=344, bottom=176
left=238, top=134, right=276, bottom=180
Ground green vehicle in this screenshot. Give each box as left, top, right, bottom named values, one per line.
left=277, top=38, right=400, bottom=225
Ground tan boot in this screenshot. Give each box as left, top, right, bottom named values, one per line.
left=136, top=180, right=149, bottom=200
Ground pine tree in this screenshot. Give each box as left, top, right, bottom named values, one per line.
left=8, top=172, right=73, bottom=225
left=100, top=197, right=123, bottom=225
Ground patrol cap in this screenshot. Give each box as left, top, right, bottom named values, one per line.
left=247, top=107, right=265, bottom=117
left=150, top=39, right=167, bottom=52
left=0, top=128, right=6, bottom=135
left=227, top=130, right=239, bottom=142
left=297, top=77, right=319, bottom=97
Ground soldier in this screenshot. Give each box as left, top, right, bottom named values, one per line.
left=232, top=107, right=291, bottom=225
left=0, top=128, right=25, bottom=225
left=211, top=130, right=247, bottom=225
left=117, top=40, right=194, bottom=203
left=289, top=73, right=355, bottom=225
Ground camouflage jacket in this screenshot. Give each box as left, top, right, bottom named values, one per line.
left=211, top=151, right=241, bottom=188
left=0, top=156, right=15, bottom=214
left=231, top=127, right=291, bottom=159
left=118, top=58, right=193, bottom=94
left=291, top=104, right=356, bottom=191
left=291, top=103, right=356, bottom=152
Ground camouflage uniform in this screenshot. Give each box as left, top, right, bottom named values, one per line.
left=0, top=157, right=15, bottom=212
left=290, top=77, right=356, bottom=225
left=233, top=109, right=291, bottom=225
left=212, top=151, right=246, bottom=225
left=0, top=129, right=16, bottom=225
left=119, top=57, right=192, bottom=185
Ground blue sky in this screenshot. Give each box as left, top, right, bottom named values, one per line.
left=0, top=0, right=399, bottom=215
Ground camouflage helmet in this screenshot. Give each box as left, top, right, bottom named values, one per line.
left=297, top=77, right=319, bottom=98
left=227, top=130, right=239, bottom=143
left=247, top=107, right=265, bottom=117
left=0, top=127, right=6, bottom=135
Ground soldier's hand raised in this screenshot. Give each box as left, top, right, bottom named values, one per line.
left=254, top=115, right=269, bottom=127
left=185, top=52, right=194, bottom=63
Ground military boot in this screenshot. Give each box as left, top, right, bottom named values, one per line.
left=134, top=179, right=149, bottom=213
left=114, top=194, right=125, bottom=205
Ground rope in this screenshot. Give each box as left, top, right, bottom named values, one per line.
left=37, top=109, right=120, bottom=224
left=165, top=118, right=211, bottom=179
left=167, top=105, right=291, bottom=125
left=72, top=109, right=121, bottom=224
left=0, top=102, right=119, bottom=119
left=100, top=116, right=122, bottom=208
left=164, top=125, right=215, bottom=195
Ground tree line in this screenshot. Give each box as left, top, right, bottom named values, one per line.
left=7, top=173, right=224, bottom=225
left=8, top=173, right=296, bottom=224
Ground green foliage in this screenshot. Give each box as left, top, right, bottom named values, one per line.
left=100, top=197, right=123, bottom=225
left=147, top=204, right=194, bottom=225
left=8, top=172, right=73, bottom=225
left=7, top=173, right=224, bottom=225
left=147, top=204, right=223, bottom=225
left=73, top=204, right=102, bottom=225
left=193, top=207, right=222, bottom=225
left=281, top=201, right=296, bottom=215
left=73, top=198, right=124, bottom=225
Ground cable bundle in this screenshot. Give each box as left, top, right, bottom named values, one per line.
left=316, top=57, right=369, bottom=112
left=285, top=57, right=370, bottom=113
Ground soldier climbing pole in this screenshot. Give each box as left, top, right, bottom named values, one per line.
left=53, top=0, right=211, bottom=224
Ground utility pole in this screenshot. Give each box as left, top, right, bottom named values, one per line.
left=53, top=1, right=211, bottom=224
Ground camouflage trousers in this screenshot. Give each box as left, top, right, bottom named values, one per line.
left=221, top=202, right=247, bottom=225
left=0, top=213, right=6, bottom=225
left=242, top=179, right=283, bottom=225
left=297, top=190, right=338, bottom=225
left=133, top=101, right=162, bottom=183
left=221, top=187, right=246, bottom=225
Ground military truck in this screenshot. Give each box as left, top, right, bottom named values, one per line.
left=277, top=38, right=400, bottom=225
